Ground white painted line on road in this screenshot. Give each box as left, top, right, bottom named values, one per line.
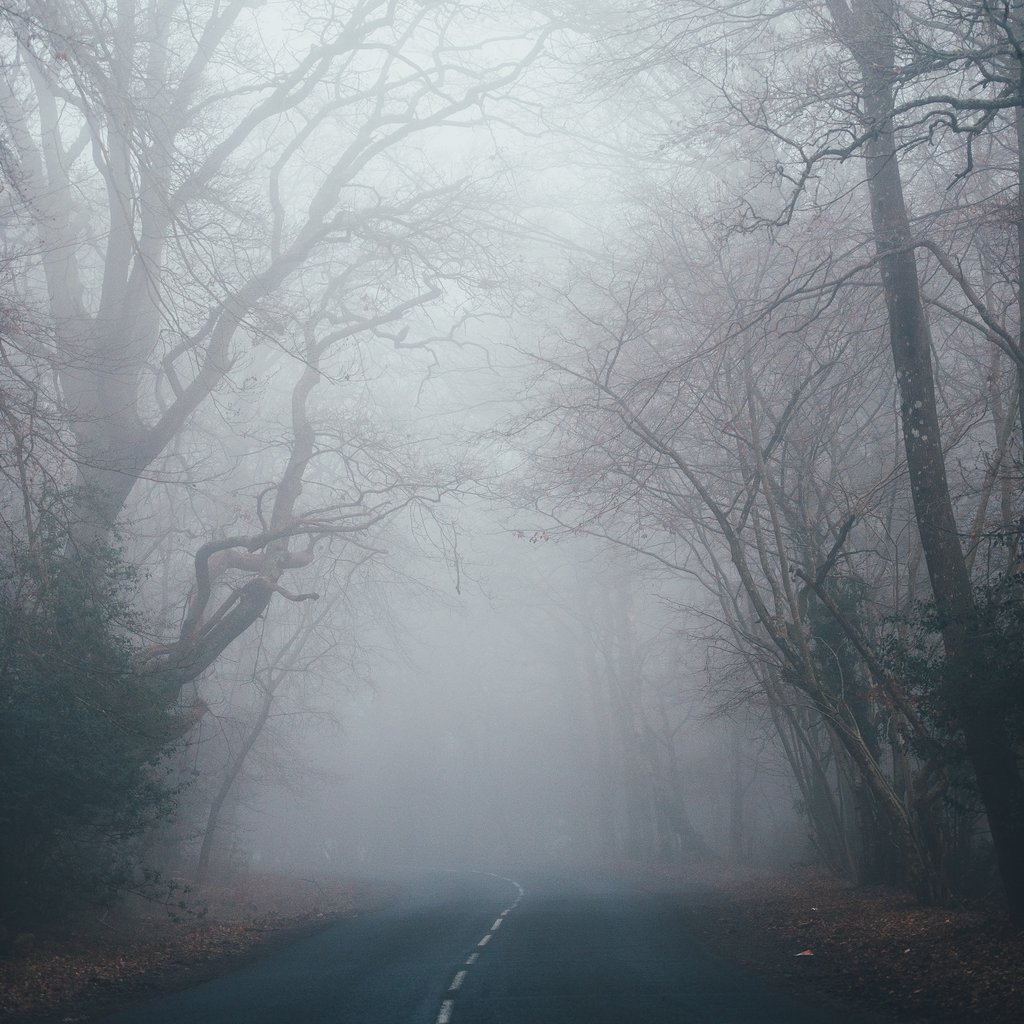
left=433, top=873, right=525, bottom=1024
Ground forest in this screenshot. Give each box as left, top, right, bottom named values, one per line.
left=1, top=0, right=1023, bottom=947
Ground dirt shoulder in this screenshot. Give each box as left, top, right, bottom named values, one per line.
left=666, top=866, right=1024, bottom=1023
left=0, top=874, right=397, bottom=1023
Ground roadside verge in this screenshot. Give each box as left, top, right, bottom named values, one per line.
left=0, top=874, right=396, bottom=1023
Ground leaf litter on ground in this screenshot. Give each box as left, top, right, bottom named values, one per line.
left=0, top=873, right=396, bottom=1023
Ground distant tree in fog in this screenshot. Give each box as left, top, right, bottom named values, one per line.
left=193, top=583, right=364, bottom=886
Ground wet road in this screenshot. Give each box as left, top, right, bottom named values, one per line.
left=99, top=870, right=877, bottom=1024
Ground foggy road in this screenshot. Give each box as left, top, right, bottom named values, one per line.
left=98, top=871, right=878, bottom=1024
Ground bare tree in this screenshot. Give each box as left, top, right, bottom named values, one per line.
left=512, top=204, right=960, bottom=896
left=562, top=0, right=1024, bottom=915
left=0, top=0, right=553, bottom=695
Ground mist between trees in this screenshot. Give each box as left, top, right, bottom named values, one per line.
left=1, top=0, right=1023, bottom=934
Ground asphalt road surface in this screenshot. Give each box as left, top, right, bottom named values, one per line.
left=99, top=870, right=877, bottom=1024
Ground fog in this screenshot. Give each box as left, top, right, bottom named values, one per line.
left=3, top=0, right=1022, bottom=927
left=226, top=525, right=806, bottom=879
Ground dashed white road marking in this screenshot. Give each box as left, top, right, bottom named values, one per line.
left=435, top=874, right=525, bottom=1024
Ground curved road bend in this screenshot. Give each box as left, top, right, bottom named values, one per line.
left=99, top=870, right=879, bottom=1024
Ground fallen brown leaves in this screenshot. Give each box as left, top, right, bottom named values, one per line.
left=0, top=874, right=395, bottom=1023
left=682, top=867, right=1024, bottom=1023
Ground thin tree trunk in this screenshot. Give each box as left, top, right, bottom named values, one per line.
left=196, top=686, right=274, bottom=886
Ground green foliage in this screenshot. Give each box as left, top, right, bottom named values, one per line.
left=805, top=574, right=879, bottom=751
left=0, top=537, right=185, bottom=927
left=881, top=571, right=1024, bottom=753
left=874, top=570, right=1024, bottom=896
left=968, top=571, right=1024, bottom=743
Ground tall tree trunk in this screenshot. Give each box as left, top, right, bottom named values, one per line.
left=827, top=0, right=1024, bottom=918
